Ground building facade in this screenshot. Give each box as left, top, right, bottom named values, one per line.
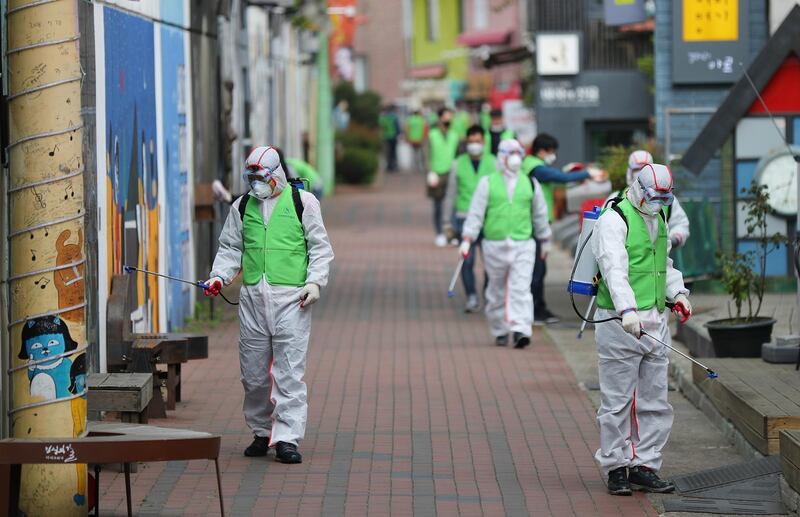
left=654, top=0, right=768, bottom=203
left=353, top=0, right=408, bottom=101
left=681, top=6, right=800, bottom=277
left=532, top=0, right=654, bottom=163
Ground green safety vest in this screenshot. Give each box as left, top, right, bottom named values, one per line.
left=480, top=110, right=491, bottom=131
left=242, top=188, right=308, bottom=286
left=429, top=128, right=459, bottom=174
left=483, top=172, right=533, bottom=241
left=455, top=153, right=496, bottom=213
left=379, top=113, right=398, bottom=139
left=523, top=155, right=556, bottom=222
left=406, top=115, right=426, bottom=143
left=485, top=128, right=515, bottom=142
left=452, top=111, right=470, bottom=139
left=484, top=128, right=516, bottom=156
left=286, top=158, right=321, bottom=193
left=596, top=198, right=668, bottom=313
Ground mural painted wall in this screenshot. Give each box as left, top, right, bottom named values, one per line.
left=160, top=1, right=193, bottom=329
left=103, top=7, right=160, bottom=332
left=6, top=1, right=88, bottom=510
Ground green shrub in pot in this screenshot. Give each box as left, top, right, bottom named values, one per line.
left=706, top=183, right=790, bottom=357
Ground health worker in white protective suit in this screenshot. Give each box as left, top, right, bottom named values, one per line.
left=460, top=139, right=552, bottom=348
left=205, top=146, right=334, bottom=464
left=605, top=150, right=690, bottom=249
left=592, top=163, right=691, bottom=495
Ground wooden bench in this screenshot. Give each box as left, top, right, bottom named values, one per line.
left=693, top=358, right=800, bottom=454
left=106, top=274, right=209, bottom=417
left=0, top=422, right=224, bottom=517
left=781, top=430, right=800, bottom=497
left=87, top=373, right=153, bottom=424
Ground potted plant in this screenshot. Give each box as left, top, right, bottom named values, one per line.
left=705, top=184, right=788, bottom=357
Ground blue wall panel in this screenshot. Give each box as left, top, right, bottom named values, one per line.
left=735, top=160, right=758, bottom=192
left=737, top=240, right=788, bottom=276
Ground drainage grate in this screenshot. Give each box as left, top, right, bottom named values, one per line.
left=663, top=457, right=787, bottom=515
left=682, top=473, right=782, bottom=502
left=663, top=498, right=786, bottom=515
left=672, top=456, right=781, bottom=494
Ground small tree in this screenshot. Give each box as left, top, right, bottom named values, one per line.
left=597, top=142, right=661, bottom=192
left=718, top=183, right=790, bottom=321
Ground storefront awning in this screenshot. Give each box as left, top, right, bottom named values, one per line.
left=457, top=30, right=511, bottom=48
left=409, top=64, right=447, bottom=79
left=484, top=46, right=532, bottom=68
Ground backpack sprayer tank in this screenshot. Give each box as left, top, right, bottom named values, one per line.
left=567, top=206, right=602, bottom=339
left=568, top=206, right=601, bottom=296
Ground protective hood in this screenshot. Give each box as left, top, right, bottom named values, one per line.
left=243, top=146, right=288, bottom=199
left=628, top=163, right=673, bottom=217
left=626, top=149, right=654, bottom=185
left=496, top=139, right=524, bottom=175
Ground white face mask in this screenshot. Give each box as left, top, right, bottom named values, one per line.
left=640, top=199, right=664, bottom=217
left=491, top=124, right=503, bottom=132
left=506, top=154, right=522, bottom=173
left=466, top=142, right=484, bottom=157
left=250, top=180, right=273, bottom=199
left=544, top=153, right=557, bottom=165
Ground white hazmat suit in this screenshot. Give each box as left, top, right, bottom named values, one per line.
left=592, top=164, right=689, bottom=478
left=209, top=147, right=334, bottom=446
left=462, top=140, right=552, bottom=339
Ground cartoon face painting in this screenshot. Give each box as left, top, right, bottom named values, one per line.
left=69, top=354, right=87, bottom=396
left=20, top=316, right=78, bottom=401
left=25, top=333, right=67, bottom=364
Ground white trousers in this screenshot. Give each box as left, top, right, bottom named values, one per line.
left=238, top=279, right=311, bottom=446
left=593, top=308, right=673, bottom=476
left=482, top=239, right=536, bottom=337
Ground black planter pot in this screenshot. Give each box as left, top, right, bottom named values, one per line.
left=704, top=317, right=777, bottom=358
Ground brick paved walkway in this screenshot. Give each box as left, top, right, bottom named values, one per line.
left=100, top=175, right=657, bottom=516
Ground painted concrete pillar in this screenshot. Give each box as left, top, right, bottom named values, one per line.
left=6, top=0, right=88, bottom=514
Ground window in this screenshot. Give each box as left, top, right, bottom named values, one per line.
left=474, top=0, right=488, bottom=30
left=427, top=0, right=440, bottom=41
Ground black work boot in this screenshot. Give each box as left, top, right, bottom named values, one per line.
left=513, top=332, right=531, bottom=349
left=275, top=441, right=303, bottom=464
left=244, top=436, right=270, bottom=457
left=495, top=335, right=509, bottom=347
left=607, top=467, right=632, bottom=496
left=629, top=466, right=675, bottom=493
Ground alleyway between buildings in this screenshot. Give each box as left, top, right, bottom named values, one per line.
left=99, top=174, right=658, bottom=516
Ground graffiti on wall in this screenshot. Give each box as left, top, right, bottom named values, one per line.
left=103, top=8, right=160, bottom=332
left=18, top=316, right=87, bottom=505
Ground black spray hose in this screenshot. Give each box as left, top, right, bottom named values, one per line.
left=569, top=229, right=618, bottom=324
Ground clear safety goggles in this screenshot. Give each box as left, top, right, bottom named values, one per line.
left=244, top=164, right=277, bottom=184
left=638, top=177, right=674, bottom=205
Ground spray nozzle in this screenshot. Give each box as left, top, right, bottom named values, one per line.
left=123, top=265, right=135, bottom=274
